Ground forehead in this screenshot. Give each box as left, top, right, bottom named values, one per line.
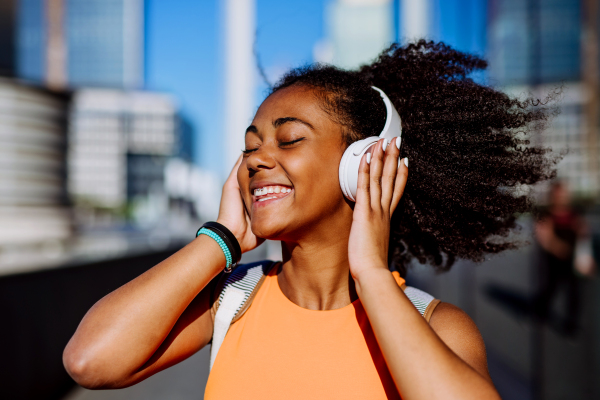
left=253, top=85, right=329, bottom=127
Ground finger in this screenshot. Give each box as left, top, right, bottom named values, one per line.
left=355, top=150, right=371, bottom=210
left=369, top=139, right=385, bottom=211
left=381, top=136, right=401, bottom=211
left=390, top=157, right=409, bottom=215
left=225, top=155, right=244, bottom=188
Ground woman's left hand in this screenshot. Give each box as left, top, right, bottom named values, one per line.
left=348, top=137, right=408, bottom=280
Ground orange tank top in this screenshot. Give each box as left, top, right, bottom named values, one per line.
left=204, top=267, right=406, bottom=399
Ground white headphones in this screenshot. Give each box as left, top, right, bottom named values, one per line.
left=339, top=86, right=403, bottom=202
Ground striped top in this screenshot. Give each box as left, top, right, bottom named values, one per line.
left=217, top=263, right=265, bottom=316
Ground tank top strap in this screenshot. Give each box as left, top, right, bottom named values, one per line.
left=392, top=270, right=440, bottom=322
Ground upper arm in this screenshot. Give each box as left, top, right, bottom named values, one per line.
left=118, top=277, right=218, bottom=387
left=429, top=302, right=493, bottom=384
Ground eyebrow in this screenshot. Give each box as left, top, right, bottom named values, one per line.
left=245, top=117, right=315, bottom=135
left=273, top=117, right=314, bottom=130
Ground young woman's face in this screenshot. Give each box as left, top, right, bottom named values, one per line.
left=237, top=85, right=353, bottom=241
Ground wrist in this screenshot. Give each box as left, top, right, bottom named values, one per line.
left=352, top=265, right=392, bottom=295
left=194, top=234, right=228, bottom=274
left=198, top=221, right=242, bottom=272
left=215, top=218, right=244, bottom=247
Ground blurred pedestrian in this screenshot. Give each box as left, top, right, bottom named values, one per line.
left=534, top=181, right=594, bottom=335
left=62, top=41, right=558, bottom=399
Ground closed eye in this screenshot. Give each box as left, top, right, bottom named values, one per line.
left=242, top=137, right=305, bottom=154
left=242, top=147, right=258, bottom=155
left=279, top=137, right=305, bottom=147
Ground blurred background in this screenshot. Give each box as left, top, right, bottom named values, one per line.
left=0, top=0, right=599, bottom=399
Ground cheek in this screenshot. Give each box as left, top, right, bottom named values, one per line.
left=289, top=147, right=344, bottom=203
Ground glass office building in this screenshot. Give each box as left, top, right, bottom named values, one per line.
left=488, top=0, right=581, bottom=85
left=68, top=89, right=177, bottom=209
left=16, top=0, right=144, bottom=89
left=489, top=0, right=598, bottom=198
left=66, top=0, right=144, bottom=88
left=0, top=78, right=72, bottom=274
left=16, top=0, right=46, bottom=82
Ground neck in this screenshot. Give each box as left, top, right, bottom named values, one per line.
left=278, top=220, right=356, bottom=311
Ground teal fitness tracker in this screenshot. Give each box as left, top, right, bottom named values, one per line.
left=196, top=221, right=242, bottom=273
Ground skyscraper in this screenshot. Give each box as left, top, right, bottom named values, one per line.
left=16, top=0, right=145, bottom=89
left=68, top=89, right=177, bottom=210
left=17, top=0, right=46, bottom=83
left=488, top=0, right=599, bottom=199
left=67, top=0, right=144, bottom=88
left=0, top=78, right=72, bottom=261
left=316, top=0, right=394, bottom=69
left=488, top=0, right=581, bottom=86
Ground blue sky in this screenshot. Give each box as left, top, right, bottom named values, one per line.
left=145, top=0, right=486, bottom=177
left=145, top=0, right=324, bottom=177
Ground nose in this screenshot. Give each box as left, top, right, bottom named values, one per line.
left=245, top=145, right=277, bottom=173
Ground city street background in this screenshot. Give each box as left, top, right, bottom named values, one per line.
left=1, top=0, right=599, bottom=399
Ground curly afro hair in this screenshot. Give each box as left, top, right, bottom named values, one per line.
left=271, top=40, right=558, bottom=276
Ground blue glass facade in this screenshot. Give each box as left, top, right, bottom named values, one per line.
left=15, top=0, right=142, bottom=88
left=66, top=0, right=126, bottom=87
left=17, top=0, right=45, bottom=82
left=539, top=0, right=580, bottom=83
left=488, top=0, right=581, bottom=85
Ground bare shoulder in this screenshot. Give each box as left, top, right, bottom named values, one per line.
left=429, top=302, right=492, bottom=382
left=429, top=302, right=481, bottom=342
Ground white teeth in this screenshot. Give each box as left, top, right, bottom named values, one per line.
left=258, top=196, right=276, bottom=202
left=253, top=186, right=292, bottom=197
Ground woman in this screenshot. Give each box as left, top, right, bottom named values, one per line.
left=535, top=181, right=589, bottom=335
left=63, top=41, right=555, bottom=399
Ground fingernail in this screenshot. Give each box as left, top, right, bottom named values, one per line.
left=403, top=158, right=409, bottom=168
left=396, top=137, right=401, bottom=149
left=382, top=138, right=389, bottom=152
left=366, top=153, right=371, bottom=164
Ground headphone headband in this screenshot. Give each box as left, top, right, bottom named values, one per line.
left=338, top=87, right=403, bottom=202
left=371, top=86, right=402, bottom=141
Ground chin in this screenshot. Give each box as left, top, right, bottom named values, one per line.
left=251, top=217, right=289, bottom=241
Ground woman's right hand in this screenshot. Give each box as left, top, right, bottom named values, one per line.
left=216, top=155, right=264, bottom=253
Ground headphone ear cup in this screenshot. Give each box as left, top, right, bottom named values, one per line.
left=339, top=138, right=378, bottom=202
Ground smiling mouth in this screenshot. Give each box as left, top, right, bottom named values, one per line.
left=253, top=185, right=293, bottom=203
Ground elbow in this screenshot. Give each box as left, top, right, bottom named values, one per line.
left=63, top=348, right=99, bottom=389
left=63, top=344, right=127, bottom=389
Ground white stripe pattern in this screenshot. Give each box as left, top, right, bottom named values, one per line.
left=218, top=262, right=268, bottom=316
left=404, top=286, right=435, bottom=315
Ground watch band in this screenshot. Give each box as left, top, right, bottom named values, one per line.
left=196, top=221, right=242, bottom=271
left=197, top=228, right=234, bottom=272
